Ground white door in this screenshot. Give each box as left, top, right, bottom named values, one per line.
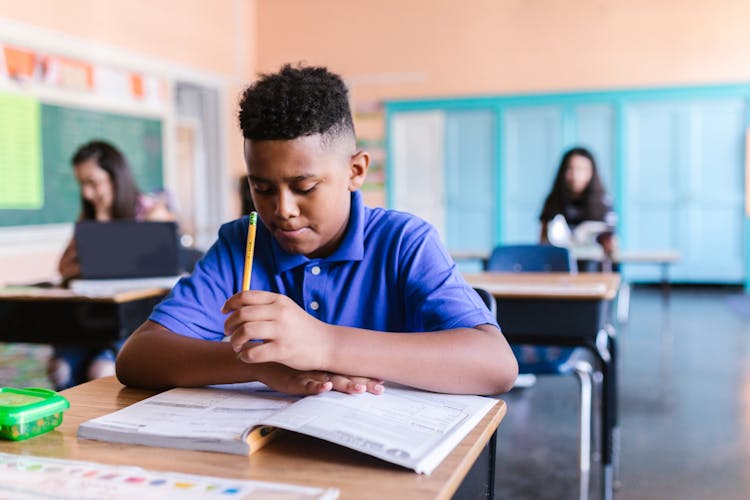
left=390, top=111, right=446, bottom=238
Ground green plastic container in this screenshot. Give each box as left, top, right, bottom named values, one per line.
left=0, top=388, right=70, bottom=441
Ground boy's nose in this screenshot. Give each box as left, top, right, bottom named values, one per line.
left=275, top=191, right=300, bottom=219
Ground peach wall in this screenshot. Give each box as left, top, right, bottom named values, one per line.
left=255, top=0, right=750, bottom=101
left=0, top=0, right=243, bottom=76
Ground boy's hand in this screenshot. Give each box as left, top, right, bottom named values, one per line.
left=222, top=290, right=332, bottom=371
left=328, top=374, right=385, bottom=395
left=256, top=363, right=332, bottom=395
left=258, top=363, right=385, bottom=396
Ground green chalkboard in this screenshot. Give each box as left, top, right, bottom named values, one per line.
left=0, top=103, right=163, bottom=227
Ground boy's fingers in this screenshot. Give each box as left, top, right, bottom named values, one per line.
left=304, top=371, right=333, bottom=383
left=229, top=322, right=276, bottom=352
left=329, top=375, right=383, bottom=395
left=303, top=379, right=332, bottom=395
left=348, top=376, right=384, bottom=395
left=236, top=340, right=276, bottom=363
left=330, top=374, right=359, bottom=393
left=367, top=380, right=385, bottom=394
left=223, top=307, right=276, bottom=337
left=221, top=290, right=278, bottom=314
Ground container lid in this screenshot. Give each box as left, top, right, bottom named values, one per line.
left=0, top=388, right=70, bottom=425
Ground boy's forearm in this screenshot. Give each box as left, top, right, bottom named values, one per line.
left=322, top=324, right=518, bottom=395
left=115, top=321, right=267, bottom=389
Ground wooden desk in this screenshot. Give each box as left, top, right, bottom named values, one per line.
left=0, top=377, right=507, bottom=500
left=464, top=272, right=620, bottom=500
left=453, top=248, right=679, bottom=285
left=0, top=287, right=168, bottom=345
left=570, top=249, right=679, bottom=323
left=465, top=272, right=619, bottom=300
left=573, top=248, right=679, bottom=280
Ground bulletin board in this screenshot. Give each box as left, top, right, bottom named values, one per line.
left=0, top=94, right=163, bottom=227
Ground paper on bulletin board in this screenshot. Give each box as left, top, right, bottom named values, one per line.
left=0, top=92, right=43, bottom=209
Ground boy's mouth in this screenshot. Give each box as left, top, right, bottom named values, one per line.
left=274, top=226, right=309, bottom=240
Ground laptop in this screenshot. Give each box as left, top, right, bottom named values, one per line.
left=75, top=221, right=181, bottom=279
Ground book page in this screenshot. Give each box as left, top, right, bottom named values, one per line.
left=573, top=220, right=611, bottom=245
left=0, top=452, right=338, bottom=500
left=260, top=386, right=497, bottom=474
left=78, top=388, right=294, bottom=454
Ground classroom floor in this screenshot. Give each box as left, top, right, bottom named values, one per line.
left=0, top=343, right=52, bottom=389
left=495, top=285, right=750, bottom=499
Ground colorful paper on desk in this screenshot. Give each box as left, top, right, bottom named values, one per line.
left=0, top=452, right=338, bottom=499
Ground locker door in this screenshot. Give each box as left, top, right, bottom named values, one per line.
left=574, top=104, right=616, bottom=194
left=444, top=110, right=496, bottom=253
left=622, top=101, right=683, bottom=282
left=681, top=99, right=745, bottom=282
left=623, top=98, right=745, bottom=282
left=500, top=106, right=564, bottom=244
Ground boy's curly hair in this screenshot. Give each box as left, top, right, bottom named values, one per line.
left=238, top=64, right=354, bottom=143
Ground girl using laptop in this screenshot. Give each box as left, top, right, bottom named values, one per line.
left=51, top=141, right=174, bottom=390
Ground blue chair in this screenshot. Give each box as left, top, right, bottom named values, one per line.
left=487, top=244, right=577, bottom=274
left=486, top=244, right=596, bottom=500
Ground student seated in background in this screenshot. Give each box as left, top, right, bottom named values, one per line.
left=50, top=140, right=175, bottom=390
left=539, top=147, right=618, bottom=267
left=116, top=64, right=518, bottom=396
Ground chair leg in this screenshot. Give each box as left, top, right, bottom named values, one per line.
left=574, top=361, right=594, bottom=500
left=616, top=281, right=631, bottom=324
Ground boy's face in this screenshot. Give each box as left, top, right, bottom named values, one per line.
left=244, top=134, right=368, bottom=259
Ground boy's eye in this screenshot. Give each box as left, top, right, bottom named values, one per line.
left=251, top=184, right=274, bottom=195
left=295, top=184, right=317, bottom=194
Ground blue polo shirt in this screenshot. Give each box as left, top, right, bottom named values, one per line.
left=150, top=191, right=498, bottom=340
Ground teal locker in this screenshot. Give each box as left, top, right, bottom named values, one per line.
left=444, top=110, right=496, bottom=253
left=387, top=85, right=749, bottom=283
left=500, top=105, right=564, bottom=244
left=622, top=98, right=745, bottom=282
left=573, top=104, right=616, bottom=193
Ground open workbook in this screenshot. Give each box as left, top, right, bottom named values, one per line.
left=77, top=384, right=497, bottom=475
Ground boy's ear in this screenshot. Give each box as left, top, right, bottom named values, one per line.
left=348, top=150, right=370, bottom=191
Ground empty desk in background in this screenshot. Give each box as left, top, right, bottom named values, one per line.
left=464, top=272, right=620, bottom=500
left=572, top=248, right=680, bottom=322
left=571, top=248, right=679, bottom=286
left=0, top=287, right=168, bottom=345
left=0, top=377, right=507, bottom=500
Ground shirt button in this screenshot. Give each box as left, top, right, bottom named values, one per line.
left=311, top=266, right=321, bottom=275
left=310, top=301, right=320, bottom=311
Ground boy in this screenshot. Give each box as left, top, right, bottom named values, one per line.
left=116, top=64, right=518, bottom=396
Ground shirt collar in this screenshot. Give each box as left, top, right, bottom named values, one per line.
left=271, top=190, right=365, bottom=273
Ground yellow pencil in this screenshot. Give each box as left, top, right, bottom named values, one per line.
left=242, top=211, right=257, bottom=291
left=245, top=425, right=281, bottom=454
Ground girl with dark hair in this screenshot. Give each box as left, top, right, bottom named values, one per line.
left=58, top=141, right=173, bottom=279
left=539, top=147, right=617, bottom=258
left=51, top=140, right=174, bottom=390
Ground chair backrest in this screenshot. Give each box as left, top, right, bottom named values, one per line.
left=486, top=244, right=577, bottom=273
left=179, top=246, right=204, bottom=273
left=473, top=287, right=496, bottom=316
